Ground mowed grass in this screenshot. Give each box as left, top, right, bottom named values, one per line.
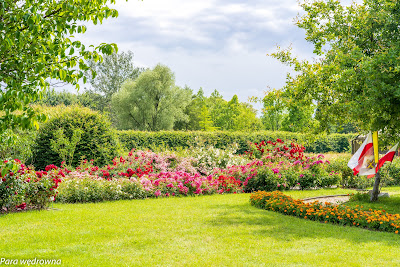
left=1, top=188, right=400, bottom=266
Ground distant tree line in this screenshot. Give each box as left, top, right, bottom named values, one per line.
left=35, top=50, right=357, bottom=133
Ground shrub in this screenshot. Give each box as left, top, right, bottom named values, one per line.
left=183, top=142, right=249, bottom=175
left=0, top=159, right=61, bottom=213
left=55, top=173, right=147, bottom=203
left=30, top=105, right=120, bottom=170
left=327, top=154, right=373, bottom=189
left=0, top=129, right=36, bottom=162
left=244, top=165, right=288, bottom=192
left=380, top=158, right=400, bottom=186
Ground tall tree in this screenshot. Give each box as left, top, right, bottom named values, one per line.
left=271, top=0, right=400, bottom=200
left=199, top=105, right=218, bottom=131
left=0, top=0, right=120, bottom=132
left=271, top=0, right=400, bottom=136
left=84, top=50, right=143, bottom=112
left=174, top=86, right=203, bottom=131
left=111, top=64, right=191, bottom=131
left=261, top=89, right=286, bottom=131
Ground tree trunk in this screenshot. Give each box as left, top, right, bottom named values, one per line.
left=370, top=171, right=381, bottom=202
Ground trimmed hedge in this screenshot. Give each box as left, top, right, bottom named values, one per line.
left=30, top=106, right=120, bottom=170
left=117, top=130, right=356, bottom=154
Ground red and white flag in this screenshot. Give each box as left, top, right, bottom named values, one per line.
left=376, top=143, right=399, bottom=172
left=348, top=132, right=376, bottom=176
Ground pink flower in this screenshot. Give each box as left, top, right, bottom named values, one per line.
left=154, top=190, right=161, bottom=197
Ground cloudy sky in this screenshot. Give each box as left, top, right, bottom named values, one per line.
left=78, top=0, right=317, bottom=113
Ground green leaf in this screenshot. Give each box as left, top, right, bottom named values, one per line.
left=59, top=69, right=67, bottom=80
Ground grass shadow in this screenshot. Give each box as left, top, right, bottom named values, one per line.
left=208, top=202, right=400, bottom=247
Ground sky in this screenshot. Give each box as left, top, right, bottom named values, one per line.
left=77, top=0, right=317, bottom=114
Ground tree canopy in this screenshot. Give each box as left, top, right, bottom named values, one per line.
left=271, top=0, right=400, bottom=138
left=0, top=0, right=121, bottom=132
left=85, top=50, right=144, bottom=111
left=111, top=64, right=192, bottom=131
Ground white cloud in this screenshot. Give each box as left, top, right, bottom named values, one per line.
left=74, top=0, right=315, bottom=115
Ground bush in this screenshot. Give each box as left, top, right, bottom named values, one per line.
left=0, top=129, right=36, bottom=162
left=55, top=173, right=147, bottom=203
left=327, top=154, right=373, bottom=189
left=30, top=105, right=120, bottom=170
left=244, top=165, right=289, bottom=192
left=0, top=159, right=61, bottom=213
left=182, top=142, right=249, bottom=175
left=380, top=158, right=400, bottom=186
left=117, top=130, right=355, bottom=154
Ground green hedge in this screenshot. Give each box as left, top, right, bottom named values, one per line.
left=117, top=130, right=356, bottom=154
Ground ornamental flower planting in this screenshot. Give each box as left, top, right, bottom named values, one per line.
left=55, top=172, right=148, bottom=203
left=246, top=139, right=305, bottom=162
left=0, top=160, right=62, bottom=213
left=250, top=191, right=400, bottom=234
left=0, top=140, right=346, bottom=210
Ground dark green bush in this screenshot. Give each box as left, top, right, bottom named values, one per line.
left=30, top=105, right=119, bottom=170
left=117, top=130, right=355, bottom=154
left=327, top=154, right=374, bottom=189
left=244, top=167, right=284, bottom=192
left=380, top=158, right=400, bottom=186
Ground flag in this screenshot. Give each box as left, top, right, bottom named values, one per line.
left=376, top=143, right=399, bottom=172
left=348, top=132, right=376, bottom=176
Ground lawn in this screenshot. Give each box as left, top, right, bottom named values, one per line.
left=1, top=188, right=400, bottom=266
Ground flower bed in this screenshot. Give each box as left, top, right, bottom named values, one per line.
left=1, top=139, right=349, bottom=212
left=250, top=191, right=400, bottom=234
left=0, top=160, right=62, bottom=213
left=242, top=140, right=341, bottom=190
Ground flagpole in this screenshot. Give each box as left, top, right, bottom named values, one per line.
left=370, top=131, right=380, bottom=202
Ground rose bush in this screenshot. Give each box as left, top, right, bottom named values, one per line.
left=0, top=160, right=61, bottom=213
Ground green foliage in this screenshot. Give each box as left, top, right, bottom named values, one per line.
left=56, top=176, right=147, bottom=203
left=199, top=106, right=218, bottom=131
left=118, top=130, right=355, bottom=154
left=30, top=106, right=119, bottom=170
left=50, top=128, right=83, bottom=167
left=327, top=154, right=373, bottom=189
left=261, top=89, right=287, bottom=131
left=182, top=141, right=248, bottom=175
left=245, top=167, right=282, bottom=192
left=0, top=160, right=59, bottom=212
left=380, top=158, right=400, bottom=186
left=0, top=0, right=120, bottom=133
left=35, top=89, right=79, bottom=106
left=271, top=0, right=400, bottom=138
left=349, top=192, right=370, bottom=202
left=112, top=64, right=192, bottom=131
left=281, top=103, right=317, bottom=133
left=0, top=129, right=36, bottom=162
left=175, top=88, right=262, bottom=131
left=173, top=87, right=203, bottom=130
left=34, top=89, right=118, bottom=116
left=260, top=88, right=318, bottom=133
left=85, top=50, right=143, bottom=105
